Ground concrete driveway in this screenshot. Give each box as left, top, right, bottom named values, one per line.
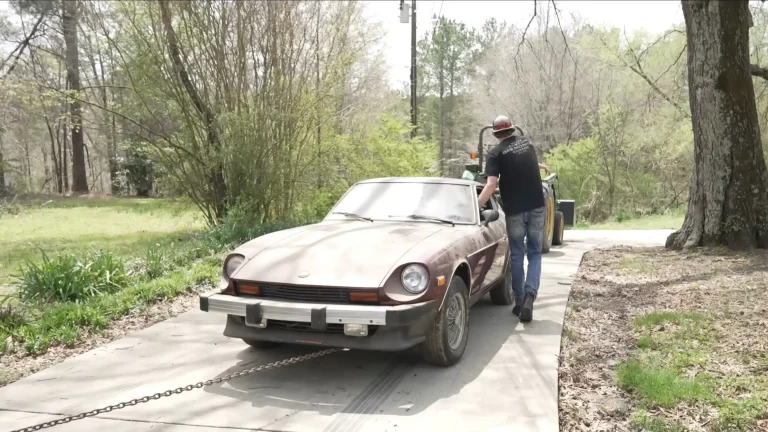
left=0, top=230, right=673, bottom=432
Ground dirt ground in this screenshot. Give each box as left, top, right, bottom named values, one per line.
left=559, top=246, right=768, bottom=431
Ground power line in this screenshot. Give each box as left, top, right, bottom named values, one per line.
left=421, top=0, right=443, bottom=62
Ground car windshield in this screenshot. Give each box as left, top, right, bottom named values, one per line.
left=327, top=181, right=476, bottom=224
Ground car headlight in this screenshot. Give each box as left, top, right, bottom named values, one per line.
left=401, top=264, right=429, bottom=294
left=223, top=254, right=245, bottom=281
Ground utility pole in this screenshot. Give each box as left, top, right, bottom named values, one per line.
left=411, top=0, right=417, bottom=138
left=316, top=2, right=322, bottom=188
left=401, top=0, right=417, bottom=138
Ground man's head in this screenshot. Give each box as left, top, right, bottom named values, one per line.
left=492, top=115, right=515, bottom=141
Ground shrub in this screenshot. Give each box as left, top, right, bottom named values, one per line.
left=17, top=249, right=129, bottom=303
left=201, top=218, right=316, bottom=250
left=615, top=212, right=632, bottom=223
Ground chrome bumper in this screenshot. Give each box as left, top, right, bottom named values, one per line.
left=200, top=292, right=435, bottom=327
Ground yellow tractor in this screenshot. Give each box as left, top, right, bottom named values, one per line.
left=462, top=125, right=574, bottom=253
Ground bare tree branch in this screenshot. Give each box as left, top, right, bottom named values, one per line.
left=514, top=0, right=537, bottom=69
left=653, top=43, right=686, bottom=85
left=1, top=6, right=51, bottom=79
left=751, top=63, right=768, bottom=80
left=550, top=0, right=575, bottom=63
left=593, top=28, right=690, bottom=118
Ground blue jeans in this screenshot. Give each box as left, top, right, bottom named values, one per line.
left=506, top=206, right=545, bottom=306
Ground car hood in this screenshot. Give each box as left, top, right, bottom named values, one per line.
left=231, top=221, right=446, bottom=288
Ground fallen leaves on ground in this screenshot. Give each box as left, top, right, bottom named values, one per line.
left=559, top=246, right=768, bottom=432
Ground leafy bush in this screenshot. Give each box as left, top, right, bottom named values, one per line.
left=201, top=217, right=317, bottom=250
left=17, top=250, right=129, bottom=303
left=615, top=212, right=632, bottom=223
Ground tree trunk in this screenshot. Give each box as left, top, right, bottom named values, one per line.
left=87, top=35, right=121, bottom=196
left=0, top=127, right=5, bottom=196
left=41, top=127, right=51, bottom=193
left=24, top=129, right=32, bottom=191
left=63, top=0, right=88, bottom=193
left=159, top=0, right=227, bottom=223
left=62, top=121, right=69, bottom=193
left=53, top=120, right=62, bottom=193
left=667, top=0, right=768, bottom=249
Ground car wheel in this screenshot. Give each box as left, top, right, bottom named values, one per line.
left=553, top=211, right=564, bottom=246
left=242, top=339, right=280, bottom=349
left=421, top=277, right=469, bottom=367
left=490, top=258, right=513, bottom=305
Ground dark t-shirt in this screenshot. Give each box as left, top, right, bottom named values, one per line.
left=485, top=136, right=545, bottom=215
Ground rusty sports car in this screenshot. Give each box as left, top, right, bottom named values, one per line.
left=200, top=177, right=512, bottom=366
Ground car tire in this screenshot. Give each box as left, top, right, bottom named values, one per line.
left=421, top=277, right=469, bottom=367
left=490, top=259, right=513, bottom=305
left=242, top=339, right=280, bottom=349
left=542, top=189, right=554, bottom=254
left=553, top=211, right=564, bottom=246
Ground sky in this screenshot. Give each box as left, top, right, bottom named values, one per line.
left=0, top=0, right=685, bottom=89
left=362, top=0, right=685, bottom=89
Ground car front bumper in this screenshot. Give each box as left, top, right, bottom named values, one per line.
left=200, top=292, right=438, bottom=351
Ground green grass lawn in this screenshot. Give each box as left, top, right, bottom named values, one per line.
left=0, top=197, right=205, bottom=288
left=575, top=208, right=685, bottom=230
left=0, top=195, right=306, bottom=365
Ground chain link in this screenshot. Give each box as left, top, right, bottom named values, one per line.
left=10, top=348, right=339, bottom=432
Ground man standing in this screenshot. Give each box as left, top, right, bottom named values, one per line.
left=478, top=115, right=548, bottom=323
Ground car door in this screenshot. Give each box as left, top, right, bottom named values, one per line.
left=483, top=194, right=507, bottom=288
left=467, top=187, right=508, bottom=296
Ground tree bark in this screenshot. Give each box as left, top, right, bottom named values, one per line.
left=667, top=0, right=768, bottom=249
left=63, top=0, right=88, bottom=193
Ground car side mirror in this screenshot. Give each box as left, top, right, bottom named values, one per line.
left=481, top=209, right=499, bottom=227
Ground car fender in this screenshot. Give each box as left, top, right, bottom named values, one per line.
left=437, top=259, right=472, bottom=312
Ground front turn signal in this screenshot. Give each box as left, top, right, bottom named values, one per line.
left=237, top=283, right=261, bottom=296
left=350, top=291, right=378, bottom=303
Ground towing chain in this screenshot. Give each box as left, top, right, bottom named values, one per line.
left=11, top=348, right=339, bottom=432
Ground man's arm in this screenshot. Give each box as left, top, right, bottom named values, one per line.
left=479, top=150, right=501, bottom=209
left=478, top=176, right=498, bottom=208
left=539, top=163, right=550, bottom=174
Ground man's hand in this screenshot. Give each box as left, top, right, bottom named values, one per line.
left=539, top=163, right=551, bottom=174
left=478, top=176, right=499, bottom=209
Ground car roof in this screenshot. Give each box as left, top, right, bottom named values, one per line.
left=356, top=177, right=484, bottom=187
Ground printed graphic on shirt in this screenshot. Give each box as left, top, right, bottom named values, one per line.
left=485, top=136, right=545, bottom=216
left=502, top=137, right=532, bottom=156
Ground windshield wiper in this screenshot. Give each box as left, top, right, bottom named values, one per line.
left=389, top=214, right=455, bottom=227
left=332, top=211, right=373, bottom=222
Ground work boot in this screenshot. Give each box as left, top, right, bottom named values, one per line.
left=520, top=292, right=535, bottom=323
left=512, top=305, right=521, bottom=317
